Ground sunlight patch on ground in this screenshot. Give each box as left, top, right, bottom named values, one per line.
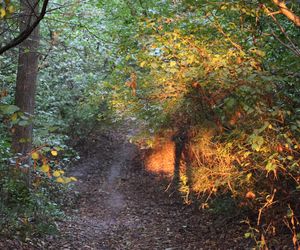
left=145, top=140, right=175, bottom=176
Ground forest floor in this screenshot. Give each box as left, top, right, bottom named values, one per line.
left=2, top=128, right=256, bottom=249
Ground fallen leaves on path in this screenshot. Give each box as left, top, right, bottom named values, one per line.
left=1, top=130, right=254, bottom=249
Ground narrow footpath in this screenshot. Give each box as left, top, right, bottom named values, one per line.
left=16, top=129, right=253, bottom=249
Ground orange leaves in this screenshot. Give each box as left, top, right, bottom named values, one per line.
left=124, top=72, right=137, bottom=96
left=245, top=191, right=256, bottom=199
left=277, top=144, right=283, bottom=152
left=229, top=110, right=243, bottom=126
left=0, top=88, right=8, bottom=98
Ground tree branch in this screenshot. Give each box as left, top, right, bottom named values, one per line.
left=263, top=4, right=300, bottom=56
left=210, top=15, right=244, bottom=53
left=0, top=0, right=49, bottom=55
left=272, top=0, right=300, bottom=27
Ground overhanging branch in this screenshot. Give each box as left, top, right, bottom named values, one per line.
left=0, top=0, right=49, bottom=55
left=272, top=0, right=300, bottom=27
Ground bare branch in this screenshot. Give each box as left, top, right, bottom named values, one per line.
left=0, top=0, right=49, bottom=55
left=271, top=31, right=300, bottom=56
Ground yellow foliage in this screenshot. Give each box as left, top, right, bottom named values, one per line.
left=188, top=127, right=239, bottom=195
left=53, top=170, right=61, bottom=177
left=51, top=150, right=58, bottom=156
left=31, top=152, right=39, bottom=160
left=246, top=173, right=252, bottom=181
left=140, top=61, right=146, bottom=67
left=64, top=177, right=72, bottom=184
left=8, top=5, right=14, bottom=13
left=55, top=176, right=77, bottom=184
left=11, top=113, right=18, bottom=121
left=56, top=177, right=64, bottom=183
left=41, top=164, right=50, bottom=173
left=0, top=8, right=6, bottom=18
left=70, top=177, right=77, bottom=181
left=0, top=5, right=13, bottom=18
left=170, top=61, right=177, bottom=67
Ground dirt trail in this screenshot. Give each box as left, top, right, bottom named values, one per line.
left=40, top=130, right=252, bottom=249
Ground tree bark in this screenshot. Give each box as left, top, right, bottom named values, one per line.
left=12, top=0, right=40, bottom=155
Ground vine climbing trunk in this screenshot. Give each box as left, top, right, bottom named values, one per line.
left=12, top=0, right=40, bottom=155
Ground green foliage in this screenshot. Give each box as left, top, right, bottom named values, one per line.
left=0, top=168, right=64, bottom=239
left=34, top=0, right=119, bottom=143
left=0, top=142, right=78, bottom=238
left=0, top=0, right=118, bottom=240
left=208, top=195, right=239, bottom=216
left=1, top=0, right=300, bottom=246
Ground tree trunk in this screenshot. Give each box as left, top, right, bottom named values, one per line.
left=12, top=0, right=40, bottom=155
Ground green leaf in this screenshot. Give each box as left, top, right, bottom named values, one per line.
left=18, top=120, right=29, bottom=126
left=0, top=105, right=20, bottom=115
left=225, top=97, right=236, bottom=109
left=42, top=147, right=51, bottom=152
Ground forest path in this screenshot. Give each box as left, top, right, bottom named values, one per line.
left=43, top=128, right=251, bottom=250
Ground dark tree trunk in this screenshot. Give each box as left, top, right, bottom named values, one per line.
left=12, top=0, right=40, bottom=155
left=173, top=128, right=188, bottom=189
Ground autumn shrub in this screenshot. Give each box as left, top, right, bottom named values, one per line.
left=175, top=74, right=300, bottom=246
left=187, top=128, right=239, bottom=197
left=119, top=4, right=300, bottom=246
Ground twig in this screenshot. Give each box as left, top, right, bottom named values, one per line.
left=257, top=189, right=277, bottom=226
